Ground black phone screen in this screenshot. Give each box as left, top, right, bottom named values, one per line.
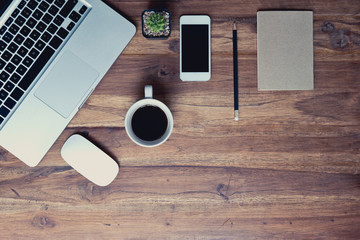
left=181, top=24, right=209, bottom=72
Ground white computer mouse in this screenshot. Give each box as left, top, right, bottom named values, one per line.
left=61, top=134, right=119, bottom=186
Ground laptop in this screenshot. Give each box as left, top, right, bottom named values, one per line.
left=0, top=0, right=136, bottom=166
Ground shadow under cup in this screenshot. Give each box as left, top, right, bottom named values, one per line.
left=125, top=99, right=173, bottom=147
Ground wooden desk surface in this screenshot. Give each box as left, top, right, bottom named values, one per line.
left=1, top=0, right=360, bottom=239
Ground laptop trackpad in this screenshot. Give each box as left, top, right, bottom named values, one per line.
left=35, top=51, right=99, bottom=118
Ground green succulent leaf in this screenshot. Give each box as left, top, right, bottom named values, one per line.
left=147, top=12, right=166, bottom=33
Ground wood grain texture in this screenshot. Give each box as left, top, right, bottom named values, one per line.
left=1, top=0, right=360, bottom=239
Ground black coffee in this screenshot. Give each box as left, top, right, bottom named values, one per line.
left=131, top=105, right=168, bottom=141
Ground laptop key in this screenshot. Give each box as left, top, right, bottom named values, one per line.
left=24, top=38, right=35, bottom=49
left=35, top=40, right=46, bottom=51
left=42, top=13, right=53, bottom=24
left=11, top=9, right=21, bottom=18
left=18, top=0, right=27, bottom=10
left=27, top=0, right=39, bottom=10
left=10, top=87, right=24, bottom=101
left=57, top=27, right=69, bottom=39
left=29, top=48, right=40, bottom=59
left=14, top=34, right=25, bottom=45
left=36, top=22, right=47, bottom=32
left=41, top=31, right=52, bottom=42
left=10, top=73, right=22, bottom=84
left=54, top=0, right=66, bottom=8
left=19, top=46, right=55, bottom=90
left=66, top=22, right=75, bottom=31
left=4, top=81, right=15, bottom=92
left=22, top=56, right=34, bottom=67
left=59, top=0, right=77, bottom=18
left=20, top=26, right=31, bottom=37
left=69, top=11, right=81, bottom=23
left=30, top=30, right=41, bottom=41
left=11, top=55, right=22, bottom=65
left=21, top=7, right=32, bottom=19
left=0, top=71, right=10, bottom=81
left=49, top=35, right=62, bottom=49
left=0, top=90, right=8, bottom=100
left=16, top=64, right=27, bottom=76
left=54, top=15, right=65, bottom=26
left=32, top=9, right=43, bottom=20
left=0, top=40, right=7, bottom=51
left=5, top=63, right=16, bottom=74
left=15, top=16, right=26, bottom=26
left=38, top=1, right=50, bottom=12
left=5, top=17, right=14, bottom=26
left=9, top=24, right=20, bottom=35
left=8, top=43, right=19, bottom=53
left=3, top=33, right=14, bottom=43
left=47, top=23, right=58, bottom=34
left=0, top=26, right=7, bottom=35
left=79, top=5, right=88, bottom=15
left=26, top=17, right=37, bottom=28
left=0, top=59, right=5, bottom=69
left=1, top=50, right=13, bottom=61
left=0, top=106, right=10, bottom=118
left=4, top=98, right=16, bottom=110
left=18, top=46, right=29, bottom=57
left=49, top=6, right=60, bottom=16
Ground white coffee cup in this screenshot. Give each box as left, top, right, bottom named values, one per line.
left=125, top=85, right=173, bottom=147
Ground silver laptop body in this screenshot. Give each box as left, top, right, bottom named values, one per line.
left=0, top=0, right=135, bottom=166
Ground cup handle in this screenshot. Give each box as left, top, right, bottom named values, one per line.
left=145, top=85, right=153, bottom=99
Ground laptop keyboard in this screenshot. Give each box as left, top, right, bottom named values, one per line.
left=0, top=0, right=89, bottom=127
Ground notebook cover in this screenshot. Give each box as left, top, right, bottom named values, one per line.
left=257, top=11, right=313, bottom=90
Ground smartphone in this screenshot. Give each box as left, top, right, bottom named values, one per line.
left=180, top=15, right=211, bottom=81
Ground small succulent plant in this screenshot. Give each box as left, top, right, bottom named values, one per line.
left=142, top=10, right=171, bottom=38
left=147, top=12, right=166, bottom=33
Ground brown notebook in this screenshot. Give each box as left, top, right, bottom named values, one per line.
left=257, top=11, right=314, bottom=90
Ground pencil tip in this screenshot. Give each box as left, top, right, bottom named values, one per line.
left=233, top=21, right=237, bottom=30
